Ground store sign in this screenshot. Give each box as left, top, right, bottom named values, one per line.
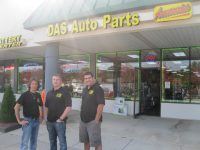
left=48, top=12, right=140, bottom=37
left=0, top=35, right=23, bottom=49
left=154, top=2, right=192, bottom=22
left=144, top=51, right=157, bottom=62
left=144, top=54, right=157, bottom=62
left=5, top=65, right=14, bottom=71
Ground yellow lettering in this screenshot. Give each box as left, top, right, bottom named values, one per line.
left=16, top=35, right=21, bottom=42
left=16, top=42, right=22, bottom=47
left=103, top=15, right=111, bottom=29
left=111, top=17, right=119, bottom=28
left=85, top=20, right=90, bottom=31
left=60, top=22, right=67, bottom=35
left=7, top=37, right=12, bottom=43
left=72, top=20, right=79, bottom=33
left=90, top=21, right=98, bottom=31
left=48, top=25, right=54, bottom=37
left=54, top=24, right=60, bottom=36
left=79, top=21, right=86, bottom=32
left=119, top=16, right=125, bottom=27
left=126, top=13, right=132, bottom=26
left=10, top=37, right=15, bottom=43
left=132, top=13, right=140, bottom=26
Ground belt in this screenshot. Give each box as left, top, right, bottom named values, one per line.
left=24, top=117, right=38, bottom=120
left=31, top=117, right=38, bottom=120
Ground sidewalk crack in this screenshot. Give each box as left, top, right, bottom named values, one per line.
left=121, top=139, right=134, bottom=150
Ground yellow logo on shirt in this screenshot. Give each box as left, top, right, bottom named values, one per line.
left=37, top=98, right=40, bottom=103
left=56, top=93, right=62, bottom=98
left=88, top=90, right=94, bottom=95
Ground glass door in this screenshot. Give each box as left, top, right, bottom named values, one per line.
left=140, top=49, right=161, bottom=116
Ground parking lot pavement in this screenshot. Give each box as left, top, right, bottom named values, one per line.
left=0, top=110, right=200, bottom=150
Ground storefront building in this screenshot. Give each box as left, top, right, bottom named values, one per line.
left=1, top=0, right=200, bottom=120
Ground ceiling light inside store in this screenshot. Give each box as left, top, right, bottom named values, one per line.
left=173, top=52, right=186, bottom=57
left=197, top=74, right=200, bottom=77
left=180, top=66, right=188, bottom=69
left=193, top=72, right=198, bottom=74
left=97, top=60, right=102, bottom=63
left=172, top=71, right=177, bottom=73
left=59, top=59, right=71, bottom=62
left=147, top=62, right=156, bottom=65
left=173, top=61, right=182, bottom=64
left=128, top=55, right=139, bottom=58
left=184, top=69, right=190, bottom=72
left=166, top=69, right=172, bottom=72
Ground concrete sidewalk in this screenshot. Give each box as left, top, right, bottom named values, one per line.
left=0, top=110, right=200, bottom=150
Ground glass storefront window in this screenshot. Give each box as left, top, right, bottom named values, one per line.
left=117, top=51, right=140, bottom=100
left=0, top=66, right=4, bottom=92
left=162, top=48, right=190, bottom=103
left=5, top=64, right=15, bottom=90
left=59, top=55, right=90, bottom=97
left=97, top=53, right=115, bottom=99
left=0, top=60, right=15, bottom=92
left=96, top=51, right=139, bottom=100
left=18, top=58, right=44, bottom=93
left=191, top=47, right=200, bottom=103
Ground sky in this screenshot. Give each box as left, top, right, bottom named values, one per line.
left=0, top=0, right=45, bottom=36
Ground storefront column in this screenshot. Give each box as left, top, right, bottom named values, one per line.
left=45, top=43, right=59, bottom=92
left=13, top=60, right=18, bottom=93
left=90, top=53, right=96, bottom=77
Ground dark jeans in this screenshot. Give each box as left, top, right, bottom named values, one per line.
left=46, top=121, right=67, bottom=150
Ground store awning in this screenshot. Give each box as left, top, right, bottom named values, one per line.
left=23, top=0, right=190, bottom=30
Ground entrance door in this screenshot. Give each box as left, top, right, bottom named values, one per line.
left=140, top=49, right=161, bottom=116
left=140, top=68, right=160, bottom=116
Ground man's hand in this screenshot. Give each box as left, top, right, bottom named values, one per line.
left=19, top=120, right=29, bottom=126
left=39, top=116, right=43, bottom=123
left=95, top=118, right=99, bottom=124
left=56, top=118, right=64, bottom=123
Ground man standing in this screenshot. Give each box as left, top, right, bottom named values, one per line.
left=79, top=72, right=105, bottom=150
left=14, top=78, right=43, bottom=150
left=45, top=74, right=72, bottom=150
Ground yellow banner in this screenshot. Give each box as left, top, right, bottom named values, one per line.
left=154, top=2, right=192, bottom=22
left=0, top=35, right=23, bottom=49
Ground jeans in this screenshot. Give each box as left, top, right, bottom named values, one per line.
left=20, top=117, right=40, bottom=150
left=46, top=121, right=67, bottom=150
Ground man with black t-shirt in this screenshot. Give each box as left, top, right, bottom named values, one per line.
left=45, top=74, right=72, bottom=150
left=14, top=78, right=43, bottom=150
left=79, top=72, right=105, bottom=150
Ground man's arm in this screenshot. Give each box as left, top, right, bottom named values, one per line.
left=58, top=106, right=72, bottom=121
left=39, top=106, right=43, bottom=122
left=95, top=104, right=105, bottom=124
left=44, top=107, right=48, bottom=121
left=58, top=89, right=72, bottom=121
left=14, top=103, right=29, bottom=126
